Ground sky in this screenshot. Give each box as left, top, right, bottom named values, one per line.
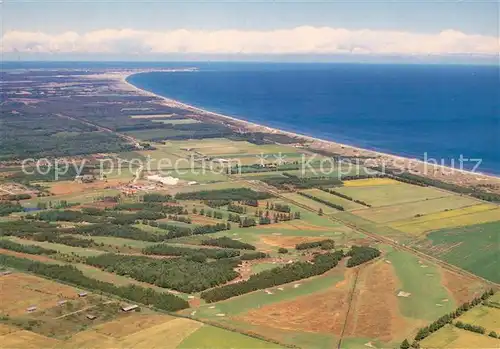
left=1, top=0, right=499, bottom=62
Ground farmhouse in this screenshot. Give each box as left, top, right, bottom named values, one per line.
left=121, top=304, right=139, bottom=312
left=26, top=306, right=37, bottom=313
left=75, top=174, right=95, bottom=183
left=78, top=292, right=88, bottom=297
left=86, top=314, right=97, bottom=320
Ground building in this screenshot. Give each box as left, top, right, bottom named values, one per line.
left=78, top=292, right=88, bottom=297
left=146, top=175, right=179, bottom=186
left=86, top=314, right=97, bottom=320
left=121, top=304, right=139, bottom=312
left=26, top=306, right=37, bottom=313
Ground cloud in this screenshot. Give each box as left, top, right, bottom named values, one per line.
left=2, top=26, right=498, bottom=56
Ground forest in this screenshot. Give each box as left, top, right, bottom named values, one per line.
left=86, top=253, right=239, bottom=293
left=142, top=243, right=240, bottom=259
left=346, top=245, right=381, bottom=267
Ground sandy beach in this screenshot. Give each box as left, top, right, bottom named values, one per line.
left=97, top=69, right=500, bottom=191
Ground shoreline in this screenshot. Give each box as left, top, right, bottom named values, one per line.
left=103, top=70, right=499, bottom=184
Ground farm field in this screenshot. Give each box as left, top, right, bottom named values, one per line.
left=388, top=204, right=500, bottom=235
left=342, top=178, right=402, bottom=187
left=457, top=305, right=500, bottom=333
left=178, top=325, right=283, bottom=349
left=281, top=192, right=340, bottom=214
left=352, top=195, right=482, bottom=224
left=166, top=138, right=297, bottom=157
left=0, top=272, right=81, bottom=316
left=0, top=305, right=280, bottom=349
left=333, top=182, right=452, bottom=207
left=420, top=324, right=500, bottom=348
left=413, top=221, right=500, bottom=283
left=152, top=118, right=200, bottom=125
left=300, top=188, right=366, bottom=211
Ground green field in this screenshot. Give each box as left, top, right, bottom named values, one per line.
left=352, top=195, right=482, bottom=223
left=413, top=221, right=500, bottom=283
left=178, top=325, right=283, bottom=349
left=300, top=188, right=366, bottom=211
left=333, top=182, right=452, bottom=207
left=386, top=249, right=456, bottom=321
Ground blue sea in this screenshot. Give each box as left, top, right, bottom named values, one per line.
left=127, top=63, right=499, bottom=175
left=5, top=61, right=497, bottom=175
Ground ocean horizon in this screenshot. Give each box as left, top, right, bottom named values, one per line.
left=127, top=63, right=500, bottom=176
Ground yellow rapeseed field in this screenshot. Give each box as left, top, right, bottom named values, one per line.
left=342, top=178, right=402, bottom=187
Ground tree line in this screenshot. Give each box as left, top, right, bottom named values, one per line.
left=175, top=188, right=272, bottom=201
left=201, top=250, right=345, bottom=302
left=297, top=192, right=345, bottom=211
left=0, top=254, right=188, bottom=311
left=142, top=193, right=175, bottom=203
left=295, top=239, right=335, bottom=250
left=320, top=188, right=371, bottom=207
left=406, top=289, right=496, bottom=346
left=0, top=239, right=57, bottom=255
left=202, top=237, right=256, bottom=250
left=262, top=173, right=343, bottom=190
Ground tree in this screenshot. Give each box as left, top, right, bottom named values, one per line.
left=400, top=339, right=410, bottom=349
left=488, top=331, right=497, bottom=338
left=278, top=248, right=288, bottom=254
left=318, top=208, right=323, bottom=216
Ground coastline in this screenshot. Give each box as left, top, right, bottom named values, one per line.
left=104, top=70, right=500, bottom=186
